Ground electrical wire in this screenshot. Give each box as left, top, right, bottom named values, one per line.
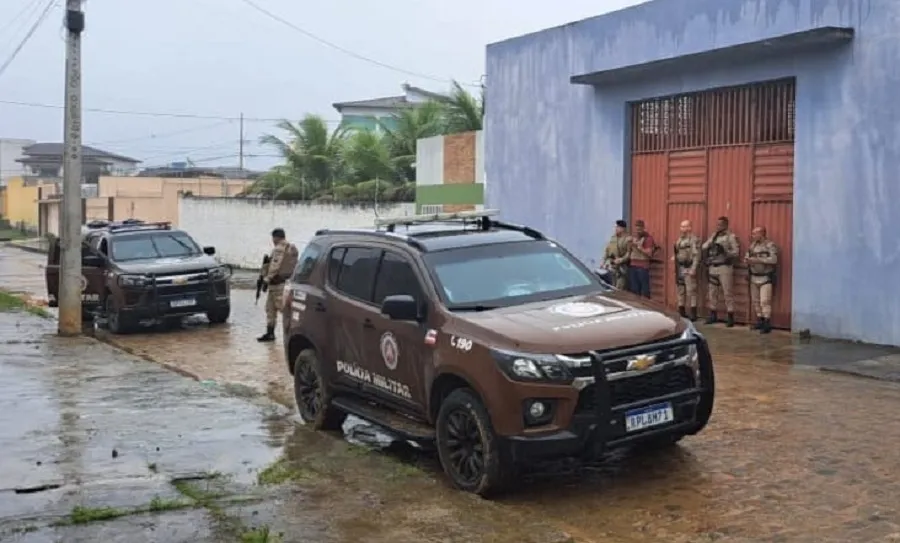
left=0, top=0, right=57, bottom=80
left=237, top=0, right=480, bottom=88
left=87, top=120, right=235, bottom=146
left=0, top=0, right=45, bottom=41
left=0, top=97, right=346, bottom=123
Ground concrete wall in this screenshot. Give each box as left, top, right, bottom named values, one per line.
left=99, top=176, right=252, bottom=225
left=2, top=177, right=54, bottom=229
left=178, top=197, right=415, bottom=268
left=486, top=0, right=900, bottom=345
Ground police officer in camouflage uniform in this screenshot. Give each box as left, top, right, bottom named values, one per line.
left=672, top=219, right=701, bottom=321
left=602, top=220, right=632, bottom=290
left=257, top=228, right=299, bottom=342
left=702, top=216, right=740, bottom=327
left=745, top=226, right=778, bottom=334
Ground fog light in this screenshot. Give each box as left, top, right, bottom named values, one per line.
left=523, top=399, right=554, bottom=427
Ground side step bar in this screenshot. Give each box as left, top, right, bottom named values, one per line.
left=331, top=396, right=436, bottom=447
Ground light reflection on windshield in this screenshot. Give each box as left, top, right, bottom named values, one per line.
left=111, top=232, right=200, bottom=261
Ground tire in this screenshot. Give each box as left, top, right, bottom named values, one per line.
left=435, top=388, right=514, bottom=497
left=292, top=349, right=346, bottom=431
left=105, top=297, right=133, bottom=335
left=206, top=306, right=230, bottom=324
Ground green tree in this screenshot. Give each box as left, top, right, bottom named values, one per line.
left=378, top=101, right=445, bottom=182
left=439, top=80, right=484, bottom=134
left=256, top=115, right=347, bottom=197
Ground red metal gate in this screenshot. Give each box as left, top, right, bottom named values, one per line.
left=629, top=79, right=795, bottom=328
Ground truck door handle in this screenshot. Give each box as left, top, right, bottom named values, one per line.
left=314, top=302, right=326, bottom=313
left=363, top=318, right=374, bottom=329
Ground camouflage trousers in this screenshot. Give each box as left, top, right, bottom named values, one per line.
left=676, top=268, right=698, bottom=308
left=707, top=264, right=734, bottom=312
left=750, top=280, right=773, bottom=319
left=265, top=283, right=285, bottom=327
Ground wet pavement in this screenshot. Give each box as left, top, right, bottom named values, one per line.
left=4, top=245, right=900, bottom=541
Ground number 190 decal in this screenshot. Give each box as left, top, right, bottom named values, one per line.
left=450, top=336, right=473, bottom=352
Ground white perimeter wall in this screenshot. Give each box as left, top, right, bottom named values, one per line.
left=179, top=196, right=415, bottom=268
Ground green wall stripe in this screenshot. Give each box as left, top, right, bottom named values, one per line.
left=416, top=183, right=484, bottom=206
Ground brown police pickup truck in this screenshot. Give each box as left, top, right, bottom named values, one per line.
left=46, top=220, right=232, bottom=333
left=281, top=210, right=715, bottom=496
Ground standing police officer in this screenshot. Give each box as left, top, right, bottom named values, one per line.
left=702, top=216, right=740, bottom=327
left=257, top=228, right=299, bottom=342
left=602, top=220, right=632, bottom=290
left=745, top=226, right=778, bottom=334
left=672, top=219, right=701, bottom=320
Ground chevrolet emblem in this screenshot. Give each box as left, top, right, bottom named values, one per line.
left=173, top=277, right=187, bottom=285
left=626, top=354, right=656, bottom=371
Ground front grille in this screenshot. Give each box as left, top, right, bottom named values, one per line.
left=155, top=283, right=208, bottom=296
left=576, top=366, right=695, bottom=411
left=563, top=335, right=688, bottom=378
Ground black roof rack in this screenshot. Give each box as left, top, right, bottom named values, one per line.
left=373, top=209, right=545, bottom=240
left=107, top=221, right=171, bottom=233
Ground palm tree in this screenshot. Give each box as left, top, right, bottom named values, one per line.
left=378, top=101, right=445, bottom=182
left=258, top=115, right=348, bottom=196
left=440, top=80, right=484, bottom=134
left=341, top=129, right=395, bottom=183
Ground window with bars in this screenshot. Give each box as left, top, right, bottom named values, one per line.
left=631, top=78, right=796, bottom=152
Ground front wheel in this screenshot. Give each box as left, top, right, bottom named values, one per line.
left=105, top=297, right=133, bottom=335
left=206, top=305, right=230, bottom=324
left=293, top=349, right=346, bottom=431
left=435, top=388, right=513, bottom=497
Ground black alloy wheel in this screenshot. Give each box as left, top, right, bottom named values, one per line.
left=444, top=408, right=485, bottom=486
left=292, top=349, right=346, bottom=431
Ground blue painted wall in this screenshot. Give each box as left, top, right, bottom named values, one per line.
left=485, top=0, right=900, bottom=346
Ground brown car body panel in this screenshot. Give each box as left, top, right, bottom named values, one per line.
left=284, top=230, right=705, bottom=442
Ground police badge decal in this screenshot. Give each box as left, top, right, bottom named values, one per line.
left=380, top=332, right=399, bottom=371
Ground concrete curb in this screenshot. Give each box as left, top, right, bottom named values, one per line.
left=4, top=241, right=47, bottom=254
left=818, top=366, right=900, bottom=385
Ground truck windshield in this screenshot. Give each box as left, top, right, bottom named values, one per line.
left=111, top=232, right=201, bottom=261
left=424, top=240, right=601, bottom=310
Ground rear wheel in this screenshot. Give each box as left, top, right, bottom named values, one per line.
left=206, top=306, right=230, bottom=324
left=436, top=388, right=513, bottom=497
left=292, top=349, right=346, bottom=431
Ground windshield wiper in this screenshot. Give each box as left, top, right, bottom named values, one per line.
left=449, top=304, right=497, bottom=312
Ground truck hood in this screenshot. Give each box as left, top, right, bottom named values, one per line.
left=115, top=255, right=221, bottom=275
left=450, top=290, right=687, bottom=353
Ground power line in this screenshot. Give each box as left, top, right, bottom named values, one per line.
left=87, top=120, right=235, bottom=146
left=0, top=0, right=45, bottom=40
left=237, top=0, right=479, bottom=88
left=0, top=97, right=345, bottom=123
left=0, top=0, right=57, bottom=80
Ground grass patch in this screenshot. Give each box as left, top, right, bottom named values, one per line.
left=240, top=525, right=283, bottom=543
left=148, top=496, right=190, bottom=512
left=0, top=290, right=51, bottom=318
left=0, top=229, right=26, bottom=241
left=67, top=505, right=128, bottom=524
left=256, top=457, right=319, bottom=486
left=171, top=479, right=225, bottom=504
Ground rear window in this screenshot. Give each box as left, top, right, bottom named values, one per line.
left=332, top=247, right=381, bottom=301
left=423, top=240, right=599, bottom=310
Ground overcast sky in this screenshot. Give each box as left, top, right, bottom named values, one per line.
left=0, top=0, right=642, bottom=171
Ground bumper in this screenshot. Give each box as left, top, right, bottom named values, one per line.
left=505, top=334, right=715, bottom=463
left=118, top=280, right=230, bottom=319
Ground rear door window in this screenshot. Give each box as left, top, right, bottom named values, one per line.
left=291, top=242, right=322, bottom=284
left=373, top=251, right=423, bottom=305
left=333, top=247, right=382, bottom=302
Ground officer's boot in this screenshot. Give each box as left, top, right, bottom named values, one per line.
left=726, top=312, right=735, bottom=328
left=705, top=311, right=717, bottom=325
left=689, top=307, right=698, bottom=321
left=678, top=306, right=687, bottom=318
left=751, top=317, right=762, bottom=330
left=760, top=318, right=772, bottom=334
left=257, top=325, right=275, bottom=342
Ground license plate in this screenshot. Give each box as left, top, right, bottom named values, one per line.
left=170, top=298, right=196, bottom=308
left=625, top=402, right=674, bottom=432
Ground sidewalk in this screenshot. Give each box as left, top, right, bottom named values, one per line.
left=0, top=305, right=571, bottom=543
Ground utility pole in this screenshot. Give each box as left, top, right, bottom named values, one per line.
left=238, top=113, right=244, bottom=170
left=58, top=0, right=84, bottom=336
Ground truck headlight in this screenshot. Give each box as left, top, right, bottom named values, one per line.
left=209, top=265, right=232, bottom=281
left=491, top=349, right=573, bottom=383
left=118, top=274, right=149, bottom=287
left=681, top=319, right=701, bottom=375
